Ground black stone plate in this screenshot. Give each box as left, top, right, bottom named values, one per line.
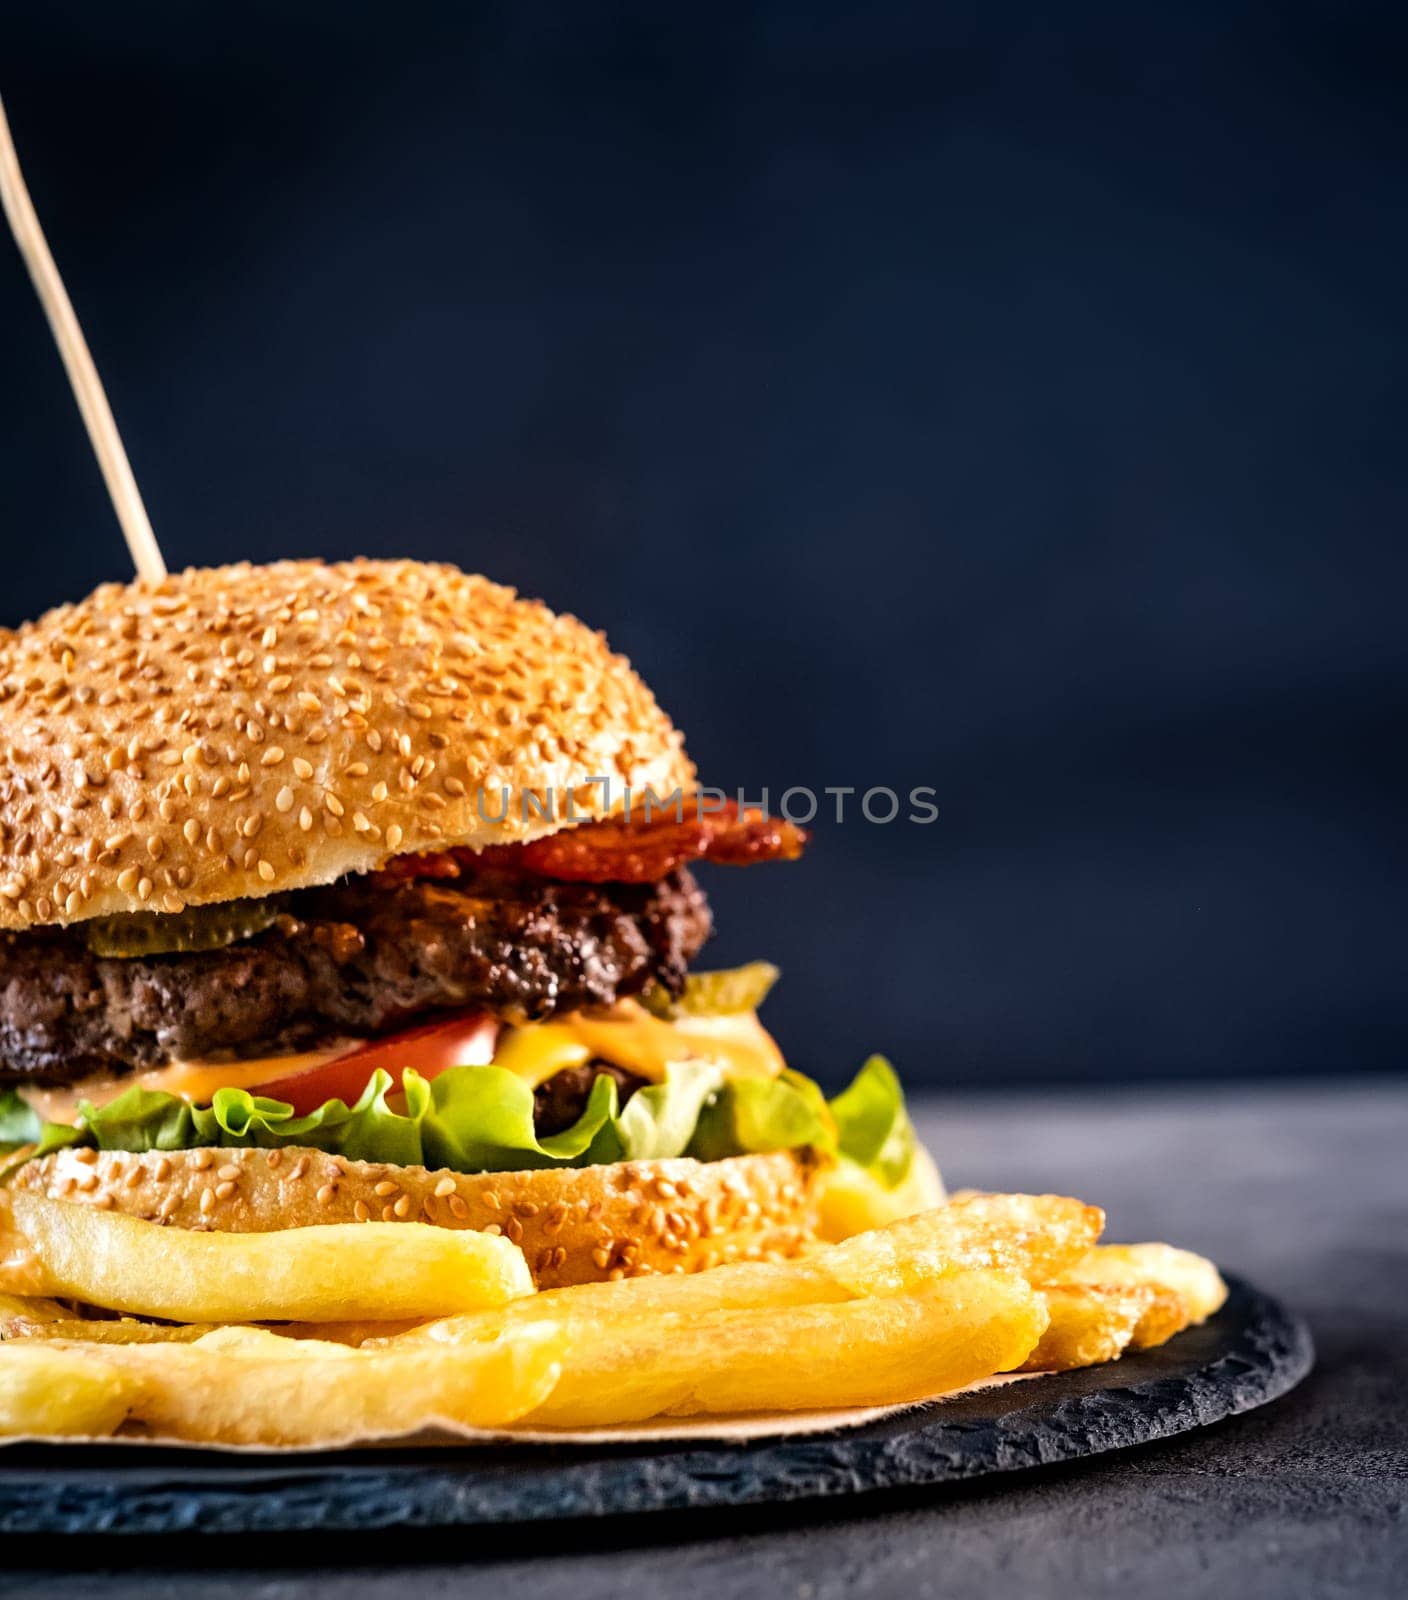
left=0, top=1272, right=1310, bottom=1535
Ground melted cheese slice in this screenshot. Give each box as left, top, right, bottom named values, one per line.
left=493, top=1001, right=786, bottom=1088
left=23, top=1003, right=785, bottom=1121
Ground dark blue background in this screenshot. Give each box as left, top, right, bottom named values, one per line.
left=2, top=3, right=1403, bottom=1088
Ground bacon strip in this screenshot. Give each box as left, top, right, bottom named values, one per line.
left=375, top=801, right=808, bottom=886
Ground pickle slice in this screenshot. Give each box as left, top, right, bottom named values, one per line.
left=644, top=961, right=780, bottom=1019
left=84, top=899, right=287, bottom=959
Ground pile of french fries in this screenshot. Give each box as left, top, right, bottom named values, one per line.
left=0, top=1188, right=1226, bottom=1447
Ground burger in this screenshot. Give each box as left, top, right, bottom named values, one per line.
left=0, top=559, right=939, bottom=1297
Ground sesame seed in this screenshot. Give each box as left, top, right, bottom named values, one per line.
left=381, top=1203, right=396, bottom=1221
left=481, top=1222, right=502, bottom=1236
left=154, top=1155, right=172, bottom=1180
left=290, top=1155, right=311, bottom=1179
left=433, top=1176, right=456, bottom=1198
left=199, top=1187, right=215, bottom=1214
left=192, top=1148, right=214, bottom=1171
left=353, top=1199, right=370, bottom=1222
left=316, top=1183, right=337, bottom=1206
left=447, top=1194, right=468, bottom=1219
left=393, top=1194, right=413, bottom=1218
left=217, top=1163, right=241, bottom=1182
left=257, top=859, right=276, bottom=882
left=373, top=1180, right=398, bottom=1197
left=215, top=1180, right=237, bottom=1200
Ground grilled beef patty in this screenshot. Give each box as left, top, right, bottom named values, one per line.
left=0, top=869, right=711, bottom=1084
left=532, top=1062, right=647, bottom=1136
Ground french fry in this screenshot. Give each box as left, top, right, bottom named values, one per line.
left=0, top=1290, right=72, bottom=1331
left=1021, top=1242, right=1229, bottom=1367
left=2, top=1315, right=216, bottom=1345
left=0, top=1286, right=220, bottom=1345
left=267, top=1317, right=432, bottom=1346
left=2, top=1192, right=534, bottom=1323
left=391, top=1192, right=1103, bottom=1348
left=1065, top=1243, right=1228, bottom=1341
left=1017, top=1282, right=1153, bottom=1372
left=0, top=1344, right=137, bottom=1437
left=427, top=1268, right=1045, bottom=1427
left=820, top=1193, right=1104, bottom=1297
left=0, top=1321, right=566, bottom=1444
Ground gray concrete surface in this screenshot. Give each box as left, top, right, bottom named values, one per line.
left=7, top=1082, right=1405, bottom=1598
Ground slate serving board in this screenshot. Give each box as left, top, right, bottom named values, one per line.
left=0, top=1273, right=1310, bottom=1535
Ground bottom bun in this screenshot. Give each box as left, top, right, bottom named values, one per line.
left=11, top=1146, right=822, bottom=1289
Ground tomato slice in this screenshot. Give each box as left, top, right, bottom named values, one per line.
left=251, top=1013, right=499, bottom=1116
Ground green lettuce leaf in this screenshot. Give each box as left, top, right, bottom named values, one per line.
left=687, top=1068, right=834, bottom=1163
left=0, top=1089, right=43, bottom=1153
left=0, top=1089, right=82, bottom=1163
left=827, top=1055, right=916, bottom=1188
left=0, top=1054, right=916, bottom=1185
left=16, top=1062, right=732, bottom=1176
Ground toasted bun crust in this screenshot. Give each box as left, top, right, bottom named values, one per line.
left=0, top=560, right=693, bottom=930
left=10, top=1146, right=820, bottom=1290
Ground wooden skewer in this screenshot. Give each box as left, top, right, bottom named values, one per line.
left=0, top=94, right=167, bottom=583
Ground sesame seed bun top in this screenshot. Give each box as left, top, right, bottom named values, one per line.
left=0, top=559, right=694, bottom=930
